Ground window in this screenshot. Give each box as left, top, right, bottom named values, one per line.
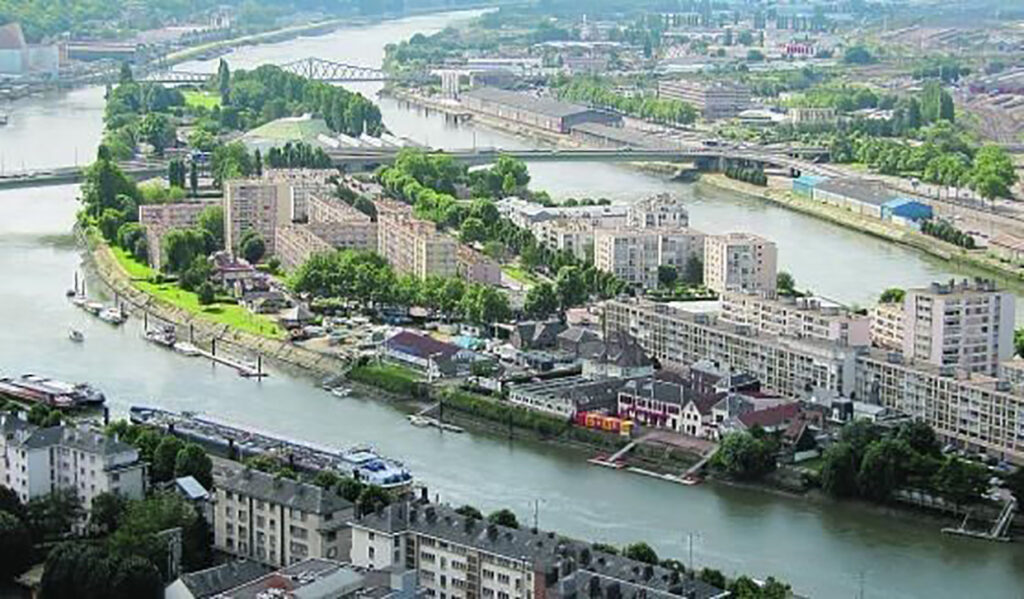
left=369, top=547, right=376, bottom=560
left=498, top=574, right=510, bottom=585
left=257, top=516, right=265, bottom=528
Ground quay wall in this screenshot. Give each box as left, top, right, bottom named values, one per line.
left=83, top=232, right=350, bottom=378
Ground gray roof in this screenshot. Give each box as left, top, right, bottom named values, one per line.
left=352, top=503, right=725, bottom=598
left=215, top=467, right=353, bottom=516
left=174, top=476, right=210, bottom=501
left=580, top=333, right=652, bottom=369
left=16, top=424, right=138, bottom=457
left=176, top=560, right=273, bottom=598
left=219, top=559, right=360, bottom=599
left=557, top=327, right=601, bottom=345
left=814, top=179, right=895, bottom=207
left=463, top=87, right=596, bottom=119
left=619, top=379, right=690, bottom=406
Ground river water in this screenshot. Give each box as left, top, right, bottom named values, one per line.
left=1, top=11, right=1023, bottom=599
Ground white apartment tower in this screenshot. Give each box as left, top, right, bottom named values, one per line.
left=703, top=233, right=778, bottom=295
left=902, top=279, right=1015, bottom=376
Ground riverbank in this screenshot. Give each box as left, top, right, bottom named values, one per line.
left=699, top=174, right=1024, bottom=283
left=84, top=232, right=350, bottom=378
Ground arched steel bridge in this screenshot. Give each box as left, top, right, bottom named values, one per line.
left=141, top=57, right=393, bottom=84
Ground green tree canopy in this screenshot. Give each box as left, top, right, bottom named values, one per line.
left=487, top=508, right=520, bottom=529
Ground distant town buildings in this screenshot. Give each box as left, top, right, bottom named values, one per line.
left=657, top=79, right=751, bottom=120
left=703, top=233, right=778, bottom=295
left=0, top=415, right=146, bottom=507
left=456, top=243, right=502, bottom=286
left=870, top=301, right=905, bottom=350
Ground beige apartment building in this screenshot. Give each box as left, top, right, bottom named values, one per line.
left=703, top=233, right=777, bottom=295
left=902, top=280, right=1015, bottom=377
left=213, top=467, right=355, bottom=568
left=275, top=193, right=378, bottom=270
left=262, top=169, right=335, bottom=223
left=138, top=202, right=210, bottom=269
left=456, top=244, right=502, bottom=285
left=870, top=301, right=905, bottom=350
left=626, top=193, right=690, bottom=229
left=657, top=79, right=751, bottom=119
left=376, top=200, right=456, bottom=279
left=593, top=228, right=705, bottom=289
left=223, top=179, right=289, bottom=257
left=719, top=292, right=871, bottom=347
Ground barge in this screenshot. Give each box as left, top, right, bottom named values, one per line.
left=0, top=374, right=106, bottom=408
left=129, top=406, right=413, bottom=491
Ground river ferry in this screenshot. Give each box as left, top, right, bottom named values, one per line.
left=129, top=406, right=414, bottom=491
left=0, top=374, right=105, bottom=408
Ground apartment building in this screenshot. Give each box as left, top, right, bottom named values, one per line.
left=275, top=224, right=336, bottom=271
left=703, top=233, right=778, bottom=295
left=213, top=466, right=355, bottom=568
left=349, top=502, right=726, bottom=599
left=593, top=228, right=705, bottom=289
left=603, top=299, right=860, bottom=399
left=262, top=169, right=335, bottom=223
left=857, top=351, right=1024, bottom=464
left=626, top=193, right=690, bottom=229
left=456, top=244, right=502, bottom=286
left=719, top=292, right=871, bottom=347
left=902, top=280, right=1014, bottom=377
left=223, top=179, right=288, bottom=257
left=533, top=219, right=596, bottom=262
left=274, top=194, right=378, bottom=270
left=0, top=415, right=146, bottom=507
left=657, top=79, right=751, bottom=120
left=138, top=202, right=209, bottom=269
left=376, top=201, right=457, bottom=279
left=870, top=301, right=904, bottom=350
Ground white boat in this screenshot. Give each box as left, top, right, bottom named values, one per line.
left=408, top=415, right=431, bottom=427
left=70, top=295, right=87, bottom=307
left=98, top=307, right=125, bottom=325
left=68, top=329, right=84, bottom=342
left=173, top=341, right=201, bottom=357
left=83, top=301, right=104, bottom=314
left=331, top=387, right=351, bottom=398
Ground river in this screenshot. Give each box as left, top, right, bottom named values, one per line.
left=1, top=10, right=1023, bottom=599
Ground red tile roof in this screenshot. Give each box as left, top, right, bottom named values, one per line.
left=738, top=402, right=800, bottom=429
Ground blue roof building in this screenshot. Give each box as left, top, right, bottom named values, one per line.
left=882, top=197, right=933, bottom=222
left=792, top=174, right=829, bottom=196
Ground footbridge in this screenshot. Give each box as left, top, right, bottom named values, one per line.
left=142, top=57, right=395, bottom=84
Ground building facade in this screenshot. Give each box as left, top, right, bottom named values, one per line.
left=901, top=280, right=1015, bottom=376
left=719, top=292, right=871, bottom=347
left=870, top=301, right=905, bottom=350
left=626, top=193, right=690, bottom=229
left=593, top=228, right=705, bottom=289
left=456, top=244, right=502, bottom=286
left=461, top=87, right=622, bottom=134
left=213, top=467, right=355, bottom=568
left=0, top=416, right=146, bottom=507
left=657, top=79, right=751, bottom=119
left=138, top=202, right=210, bottom=269
left=703, top=233, right=778, bottom=295
left=262, top=169, right=335, bottom=223
left=223, top=179, right=288, bottom=257
left=376, top=201, right=457, bottom=279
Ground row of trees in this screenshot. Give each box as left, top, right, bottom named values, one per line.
left=290, top=250, right=511, bottom=325
left=265, top=141, right=333, bottom=169
left=104, top=421, right=214, bottom=490
left=820, top=420, right=989, bottom=508
left=920, top=219, right=976, bottom=249
left=724, top=165, right=768, bottom=186
left=554, top=76, right=698, bottom=125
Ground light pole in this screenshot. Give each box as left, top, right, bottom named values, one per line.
left=532, top=498, right=546, bottom=531
left=685, top=531, right=701, bottom=574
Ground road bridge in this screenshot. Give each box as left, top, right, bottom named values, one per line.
left=0, top=162, right=167, bottom=191
left=141, top=57, right=394, bottom=85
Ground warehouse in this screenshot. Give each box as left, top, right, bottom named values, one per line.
left=461, top=87, right=622, bottom=133
left=812, top=178, right=932, bottom=223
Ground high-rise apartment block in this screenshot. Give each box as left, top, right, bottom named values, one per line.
left=703, top=233, right=777, bottom=295
left=594, top=228, right=705, bottom=289
left=376, top=200, right=457, bottom=279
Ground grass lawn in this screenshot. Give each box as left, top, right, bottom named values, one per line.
left=183, top=90, right=222, bottom=110
left=111, top=246, right=157, bottom=280
left=502, top=265, right=540, bottom=286
left=107, top=243, right=285, bottom=339
left=348, top=362, right=422, bottom=394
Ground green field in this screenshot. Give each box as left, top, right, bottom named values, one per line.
left=183, top=90, right=222, bottom=110
left=502, top=265, right=540, bottom=286
left=347, top=363, right=423, bottom=395
left=108, top=244, right=285, bottom=339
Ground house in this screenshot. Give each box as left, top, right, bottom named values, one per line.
left=617, top=379, right=689, bottom=431
left=733, top=401, right=802, bottom=434
left=164, top=560, right=273, bottom=599
left=689, top=360, right=760, bottom=400
left=383, top=330, right=472, bottom=378
left=242, top=290, right=292, bottom=314
left=209, top=251, right=269, bottom=297
left=556, top=326, right=602, bottom=356
left=510, top=320, right=567, bottom=350
left=509, top=375, right=634, bottom=418
left=580, top=332, right=654, bottom=379
left=278, top=304, right=314, bottom=329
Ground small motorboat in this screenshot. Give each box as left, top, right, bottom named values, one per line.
left=98, top=307, right=125, bottom=325
left=70, top=295, right=88, bottom=307
left=68, top=329, right=84, bottom=342
left=84, top=301, right=104, bottom=315
left=173, top=341, right=201, bottom=357
left=331, top=387, right=351, bottom=398
left=407, top=415, right=431, bottom=427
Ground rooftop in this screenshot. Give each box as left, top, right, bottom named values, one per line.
left=173, top=560, right=273, bottom=599
left=462, top=87, right=598, bottom=119
left=215, top=559, right=364, bottom=599
left=814, top=178, right=896, bottom=206
left=215, top=467, right=353, bottom=516
left=385, top=330, right=462, bottom=360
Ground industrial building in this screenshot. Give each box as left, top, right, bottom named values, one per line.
left=461, top=87, right=622, bottom=134
left=657, top=79, right=751, bottom=120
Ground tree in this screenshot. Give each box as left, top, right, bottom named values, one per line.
left=970, top=145, right=1018, bottom=202
left=729, top=576, right=761, bottom=598
left=699, top=568, right=727, bottom=589
left=109, top=556, right=162, bottom=599
left=0, top=485, right=26, bottom=522
left=714, top=431, right=776, bottom=480
left=879, top=287, right=905, bottom=304
left=1004, top=468, right=1024, bottom=502
left=487, top=508, right=519, bottom=529
left=40, top=543, right=102, bottom=599
left=455, top=505, right=483, bottom=520
left=109, top=492, right=209, bottom=575
left=746, top=49, right=764, bottom=62
left=459, top=217, right=487, bottom=243
left=776, top=271, right=795, bottom=295
left=843, top=45, right=874, bottom=64
left=657, top=265, right=678, bottom=288
left=0, top=510, right=31, bottom=580
left=161, top=228, right=208, bottom=274
left=152, top=435, right=185, bottom=483
left=897, top=420, right=940, bottom=457
left=174, top=443, right=213, bottom=490
left=820, top=442, right=859, bottom=497
left=119, top=61, right=133, bottom=84
left=240, top=233, right=266, bottom=264
left=189, top=160, right=199, bottom=197
left=89, top=491, right=127, bottom=535
left=217, top=59, right=231, bottom=102
left=196, top=205, right=224, bottom=249
left=555, top=266, right=587, bottom=310
left=179, top=255, right=213, bottom=292
left=934, top=457, right=988, bottom=509
left=523, top=282, right=559, bottom=318
left=197, top=281, right=216, bottom=306
left=356, top=485, right=392, bottom=516
left=856, top=438, right=912, bottom=501
left=623, top=542, right=658, bottom=565
left=683, top=254, right=703, bottom=286
left=26, top=488, right=84, bottom=540
left=211, top=141, right=254, bottom=186
left=98, top=208, right=126, bottom=242
left=138, top=113, right=175, bottom=156
left=337, top=477, right=366, bottom=503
